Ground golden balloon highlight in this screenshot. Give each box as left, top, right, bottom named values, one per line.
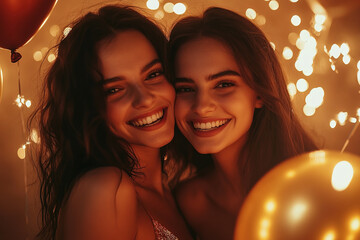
left=234, top=150, right=360, bottom=240
left=0, top=66, right=3, bottom=104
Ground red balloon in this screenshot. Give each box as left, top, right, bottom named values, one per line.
left=0, top=0, right=57, bottom=51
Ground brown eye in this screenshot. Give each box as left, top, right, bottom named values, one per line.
left=216, top=81, right=235, bottom=88
left=146, top=69, right=163, bottom=80
left=105, top=87, right=124, bottom=95
left=175, top=86, right=194, bottom=93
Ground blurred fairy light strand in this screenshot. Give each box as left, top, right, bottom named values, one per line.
left=241, top=0, right=360, bottom=150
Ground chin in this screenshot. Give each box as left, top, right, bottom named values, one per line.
left=193, top=144, right=222, bottom=155
left=149, top=134, right=174, bottom=148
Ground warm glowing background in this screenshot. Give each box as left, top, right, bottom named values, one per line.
left=0, top=0, right=359, bottom=239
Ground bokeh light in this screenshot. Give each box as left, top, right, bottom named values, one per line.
left=269, top=0, right=279, bottom=10
left=296, top=78, right=309, bottom=92
left=283, top=47, right=293, bottom=60
left=303, top=104, right=316, bottom=116
left=49, top=24, right=60, bottom=37
left=17, top=146, right=26, bottom=159
left=291, top=15, right=301, bottom=26
left=173, top=3, right=186, bottom=15
left=330, top=120, right=336, bottom=128
left=337, top=112, right=348, bottom=126
left=163, top=2, right=174, bottom=13
left=287, top=83, right=297, bottom=99
left=146, top=0, right=159, bottom=10
left=245, top=8, right=256, bottom=20
left=33, top=51, right=42, bottom=61
left=255, top=15, right=266, bottom=26
left=305, top=87, right=324, bottom=108
left=63, top=27, right=72, bottom=38
left=342, top=55, right=350, bottom=65
left=48, top=54, right=56, bottom=62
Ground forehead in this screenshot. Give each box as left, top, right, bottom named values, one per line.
left=174, top=37, right=239, bottom=75
left=97, top=30, right=159, bottom=76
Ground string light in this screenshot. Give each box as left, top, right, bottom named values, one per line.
left=49, top=25, right=60, bottom=37
left=330, top=120, right=337, bottom=128
left=245, top=8, right=256, bottom=20
left=154, top=10, right=165, bottom=20
left=291, top=15, right=301, bottom=26
left=337, top=112, right=348, bottom=126
left=287, top=83, right=297, bottom=99
left=48, top=54, right=56, bottom=63
left=146, top=0, right=160, bottom=10
left=163, top=2, right=174, bottom=13
left=33, top=51, right=43, bottom=62
left=282, top=47, right=293, bottom=60
left=269, top=0, right=279, bottom=10
left=303, top=104, right=316, bottom=116
left=173, top=3, right=186, bottom=15
left=296, top=78, right=309, bottom=92
left=313, top=14, right=327, bottom=33
left=342, top=55, right=351, bottom=65
left=288, top=32, right=298, bottom=45
left=63, top=27, right=72, bottom=38
left=270, top=42, right=276, bottom=50
left=255, top=15, right=266, bottom=26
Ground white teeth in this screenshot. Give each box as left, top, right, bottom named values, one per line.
left=130, top=110, right=164, bottom=127
left=193, top=120, right=229, bottom=130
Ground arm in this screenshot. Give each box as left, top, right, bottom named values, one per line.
left=60, top=167, right=138, bottom=240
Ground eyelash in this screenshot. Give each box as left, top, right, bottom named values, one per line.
left=146, top=69, right=164, bottom=80
left=104, top=69, right=164, bottom=96
left=105, top=87, right=124, bottom=96
left=215, top=81, right=235, bottom=88
left=175, top=86, right=194, bottom=93
left=175, top=80, right=236, bottom=94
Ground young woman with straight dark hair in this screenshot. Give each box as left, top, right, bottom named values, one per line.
left=167, top=7, right=318, bottom=239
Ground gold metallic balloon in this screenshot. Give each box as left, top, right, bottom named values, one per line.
left=234, top=150, right=360, bottom=240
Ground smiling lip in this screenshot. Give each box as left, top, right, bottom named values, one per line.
left=128, top=107, right=168, bottom=131
left=189, top=119, right=231, bottom=137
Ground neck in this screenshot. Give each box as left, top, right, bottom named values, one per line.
left=212, top=138, right=246, bottom=195
left=131, top=145, right=165, bottom=195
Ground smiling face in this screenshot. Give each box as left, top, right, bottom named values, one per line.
left=174, top=37, right=262, bottom=154
left=98, top=30, right=175, bottom=149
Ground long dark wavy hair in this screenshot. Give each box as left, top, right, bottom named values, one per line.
left=28, top=5, right=168, bottom=240
left=167, top=7, right=318, bottom=191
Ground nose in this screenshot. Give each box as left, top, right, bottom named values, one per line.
left=192, top=90, right=216, bottom=116
left=131, top=85, right=155, bottom=109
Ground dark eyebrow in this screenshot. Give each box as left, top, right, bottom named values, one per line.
left=141, top=59, right=161, bottom=73
left=175, top=70, right=241, bottom=84
left=102, top=59, right=161, bottom=84
left=208, top=70, right=241, bottom=80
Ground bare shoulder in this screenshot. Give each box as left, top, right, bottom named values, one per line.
left=60, top=167, right=138, bottom=240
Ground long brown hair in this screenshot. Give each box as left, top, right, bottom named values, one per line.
left=29, top=5, right=168, bottom=239
left=167, top=7, right=318, bottom=192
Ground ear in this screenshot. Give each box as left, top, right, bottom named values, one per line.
left=255, top=96, right=263, bottom=108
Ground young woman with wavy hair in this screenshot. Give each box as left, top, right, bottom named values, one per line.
left=30, top=5, right=192, bottom=240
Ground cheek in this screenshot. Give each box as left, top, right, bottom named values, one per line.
left=160, top=82, right=176, bottom=103
left=174, top=96, right=190, bottom=120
